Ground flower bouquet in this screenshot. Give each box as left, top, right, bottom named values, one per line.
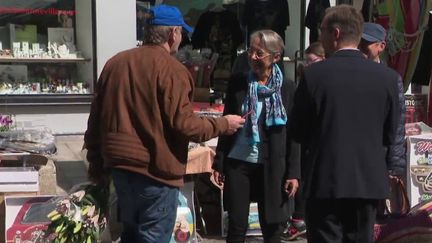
left=44, top=183, right=109, bottom=243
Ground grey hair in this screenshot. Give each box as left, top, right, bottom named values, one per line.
left=142, top=25, right=174, bottom=45
left=250, top=29, right=284, bottom=55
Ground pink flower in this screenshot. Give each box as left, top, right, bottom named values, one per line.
left=0, top=114, right=13, bottom=127
left=71, top=190, right=86, bottom=201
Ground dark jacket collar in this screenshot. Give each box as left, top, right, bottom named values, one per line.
left=330, top=49, right=366, bottom=59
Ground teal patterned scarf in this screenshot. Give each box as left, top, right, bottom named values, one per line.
left=242, top=64, right=287, bottom=144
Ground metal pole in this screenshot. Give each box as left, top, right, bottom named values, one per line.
left=300, top=0, right=306, bottom=58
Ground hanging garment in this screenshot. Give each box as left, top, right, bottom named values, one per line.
left=242, top=0, right=290, bottom=42
left=411, top=12, right=432, bottom=86
left=191, top=9, right=242, bottom=57
left=361, top=0, right=373, bottom=21
left=375, top=0, right=432, bottom=90
left=191, top=9, right=243, bottom=81
left=305, top=0, right=330, bottom=43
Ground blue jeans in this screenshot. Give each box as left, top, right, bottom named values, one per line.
left=111, top=169, right=179, bottom=243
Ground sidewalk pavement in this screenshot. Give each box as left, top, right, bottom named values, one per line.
left=51, top=135, right=307, bottom=243
left=51, top=135, right=88, bottom=196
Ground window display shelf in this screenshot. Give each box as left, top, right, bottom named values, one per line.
left=0, top=94, right=93, bottom=106
left=0, top=0, right=96, bottom=101
left=0, top=57, right=91, bottom=63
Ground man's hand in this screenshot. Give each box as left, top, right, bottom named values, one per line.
left=88, top=162, right=111, bottom=186
left=212, top=170, right=225, bottom=188
left=284, top=179, right=299, bottom=197
left=223, top=115, right=245, bottom=135
left=86, top=150, right=110, bottom=186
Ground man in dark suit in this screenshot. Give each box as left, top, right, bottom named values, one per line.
left=290, top=5, right=401, bottom=243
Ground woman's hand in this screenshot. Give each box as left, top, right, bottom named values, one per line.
left=212, top=170, right=225, bottom=188
left=284, top=179, right=299, bottom=197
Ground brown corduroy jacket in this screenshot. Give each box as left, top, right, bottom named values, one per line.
left=84, top=45, right=228, bottom=187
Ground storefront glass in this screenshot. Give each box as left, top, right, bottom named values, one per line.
left=0, top=0, right=95, bottom=102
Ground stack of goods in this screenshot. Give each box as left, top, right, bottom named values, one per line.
left=0, top=128, right=56, bottom=155
left=0, top=115, right=56, bottom=155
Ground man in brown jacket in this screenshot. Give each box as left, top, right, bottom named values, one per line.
left=84, top=4, right=244, bottom=243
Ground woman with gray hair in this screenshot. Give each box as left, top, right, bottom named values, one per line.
left=213, top=29, right=300, bottom=243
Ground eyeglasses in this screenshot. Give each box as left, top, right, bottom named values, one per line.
left=247, top=48, right=271, bottom=59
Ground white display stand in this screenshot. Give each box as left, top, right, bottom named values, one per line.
left=405, top=122, right=432, bottom=207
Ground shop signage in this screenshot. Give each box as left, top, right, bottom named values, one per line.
left=405, top=94, right=428, bottom=124
left=0, top=7, right=75, bottom=16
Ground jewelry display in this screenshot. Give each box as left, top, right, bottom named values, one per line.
left=0, top=35, right=89, bottom=95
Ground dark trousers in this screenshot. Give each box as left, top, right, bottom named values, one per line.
left=293, top=147, right=308, bottom=220
left=224, top=159, right=284, bottom=243
left=305, top=198, right=378, bottom=243
left=292, top=180, right=305, bottom=220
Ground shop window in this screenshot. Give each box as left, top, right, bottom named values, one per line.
left=0, top=0, right=95, bottom=104
left=136, top=1, right=153, bottom=45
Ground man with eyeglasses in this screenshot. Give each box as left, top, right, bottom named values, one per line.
left=359, top=22, right=387, bottom=63
left=359, top=22, right=406, bottom=179
left=290, top=5, right=401, bottom=243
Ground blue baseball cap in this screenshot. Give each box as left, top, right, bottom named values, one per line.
left=362, top=22, right=386, bottom=42
left=147, top=4, right=193, bottom=33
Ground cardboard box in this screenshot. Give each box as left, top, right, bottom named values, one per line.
left=0, top=192, right=38, bottom=243
left=405, top=122, right=432, bottom=136
left=0, top=154, right=56, bottom=195
left=4, top=195, right=55, bottom=243
left=406, top=134, right=432, bottom=206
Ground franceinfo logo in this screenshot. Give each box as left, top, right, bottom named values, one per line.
left=0, top=7, right=76, bottom=16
